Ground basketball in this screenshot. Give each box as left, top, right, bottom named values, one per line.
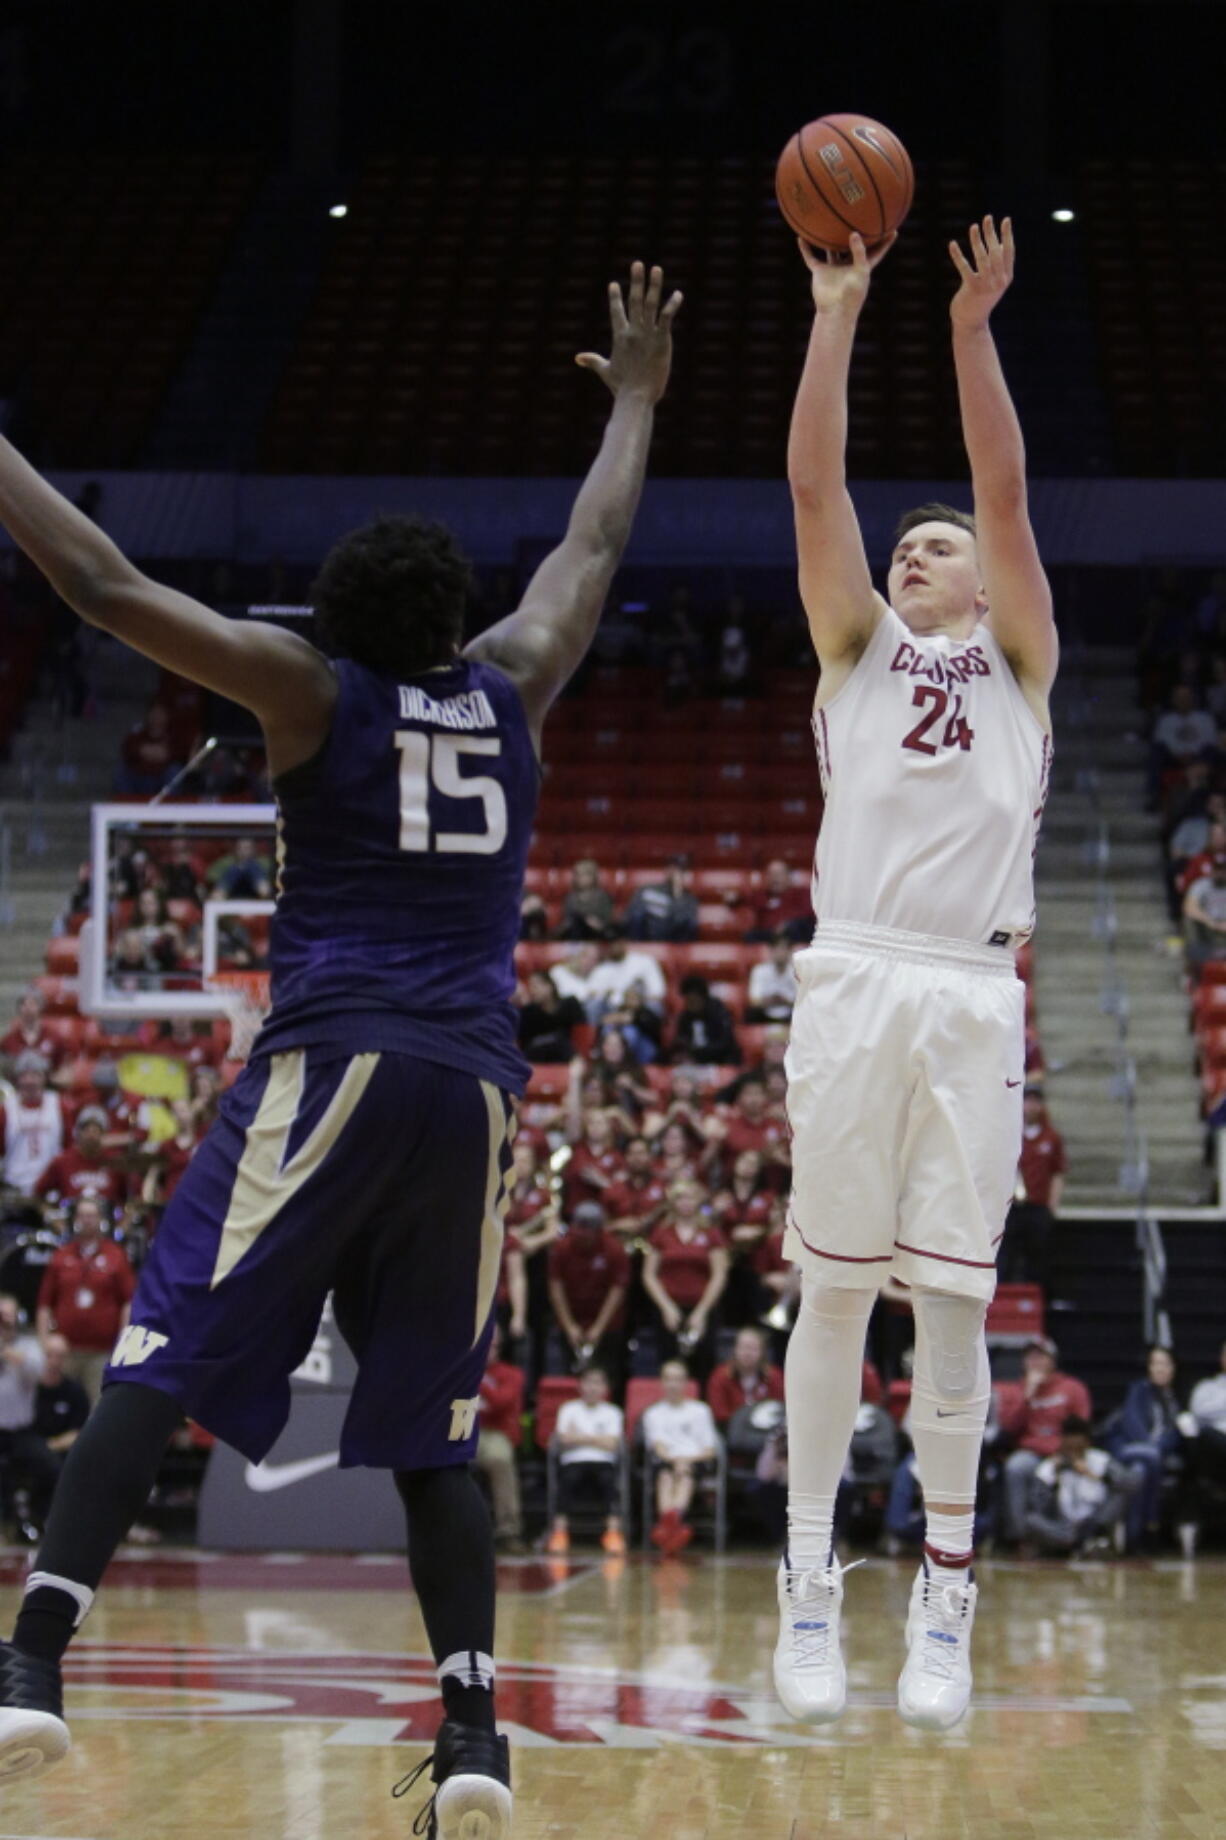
left=775, top=113, right=914, bottom=253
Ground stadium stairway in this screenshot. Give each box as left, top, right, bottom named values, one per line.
left=0, top=635, right=158, bottom=1012
left=1035, top=643, right=1207, bottom=1206
left=144, top=169, right=335, bottom=468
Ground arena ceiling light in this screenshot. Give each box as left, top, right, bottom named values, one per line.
left=329, top=203, right=348, bottom=218
left=1051, top=208, right=1075, bottom=223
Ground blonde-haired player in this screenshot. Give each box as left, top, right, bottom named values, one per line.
left=774, top=217, right=1057, bottom=1731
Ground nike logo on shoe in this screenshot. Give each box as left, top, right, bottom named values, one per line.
left=243, top=1452, right=339, bottom=1492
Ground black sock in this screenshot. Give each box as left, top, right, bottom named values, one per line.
left=395, top=1466, right=497, bottom=1735
left=12, top=1383, right=183, bottom=1662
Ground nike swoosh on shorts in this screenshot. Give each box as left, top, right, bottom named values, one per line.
left=244, top=1452, right=340, bottom=1492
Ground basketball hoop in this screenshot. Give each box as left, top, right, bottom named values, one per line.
left=206, top=971, right=271, bottom=1063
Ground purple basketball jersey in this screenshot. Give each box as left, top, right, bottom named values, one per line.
left=256, top=655, right=538, bottom=1093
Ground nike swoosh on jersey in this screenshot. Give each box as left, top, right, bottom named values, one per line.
left=243, top=1452, right=340, bottom=1492
left=1006, top=1079, right=1023, bottom=1088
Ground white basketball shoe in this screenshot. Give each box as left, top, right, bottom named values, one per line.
left=897, top=1560, right=978, bottom=1731
left=773, top=1555, right=859, bottom=1723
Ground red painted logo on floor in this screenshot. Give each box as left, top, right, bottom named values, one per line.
left=67, top=1644, right=799, bottom=1748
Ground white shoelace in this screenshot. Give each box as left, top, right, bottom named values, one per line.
left=912, top=1579, right=971, bottom=1683
left=782, top=1560, right=863, bottom=1670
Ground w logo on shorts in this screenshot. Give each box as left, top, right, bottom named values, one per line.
left=448, top=1397, right=479, bottom=1442
left=112, top=1324, right=170, bottom=1368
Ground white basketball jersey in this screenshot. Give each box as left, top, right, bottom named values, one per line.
left=2, top=1091, right=64, bottom=1195
left=811, top=606, right=1051, bottom=945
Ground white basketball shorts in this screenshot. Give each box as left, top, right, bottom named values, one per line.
left=784, top=920, right=1026, bottom=1303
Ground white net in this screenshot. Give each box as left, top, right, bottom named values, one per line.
left=206, top=972, right=271, bottom=1063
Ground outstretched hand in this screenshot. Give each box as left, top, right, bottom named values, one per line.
left=576, top=261, right=683, bottom=404
left=798, top=230, right=897, bottom=314
left=949, top=215, right=1015, bottom=328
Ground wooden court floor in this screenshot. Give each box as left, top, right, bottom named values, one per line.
left=1, top=1545, right=1225, bottom=1840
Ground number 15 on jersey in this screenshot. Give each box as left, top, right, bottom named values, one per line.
left=394, top=731, right=509, bottom=854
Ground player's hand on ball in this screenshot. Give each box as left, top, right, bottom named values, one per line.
left=576, top=261, right=683, bottom=404
left=949, top=215, right=1015, bottom=328
left=798, top=230, right=897, bottom=314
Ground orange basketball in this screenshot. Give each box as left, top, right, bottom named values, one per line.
left=775, top=113, right=914, bottom=253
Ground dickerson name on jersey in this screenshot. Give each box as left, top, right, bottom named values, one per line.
left=397, top=685, right=498, bottom=730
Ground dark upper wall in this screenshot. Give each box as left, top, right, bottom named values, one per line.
left=1, top=1, right=1223, bottom=168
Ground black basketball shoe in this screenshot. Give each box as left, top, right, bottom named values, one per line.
left=394, top=1719, right=512, bottom=1840
left=0, top=1641, right=70, bottom=1783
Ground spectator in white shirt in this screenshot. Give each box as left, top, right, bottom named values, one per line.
left=642, top=1358, right=718, bottom=1556
left=587, top=930, right=667, bottom=1021
left=1022, top=1415, right=1135, bottom=1557
left=1190, top=1339, right=1226, bottom=1493
left=1182, top=853, right=1226, bottom=967
left=551, top=942, right=602, bottom=1009
left=745, top=934, right=799, bottom=1024
left=1152, top=684, right=1218, bottom=806
left=1, top=1054, right=68, bottom=1196
left=546, top=1367, right=625, bottom=1557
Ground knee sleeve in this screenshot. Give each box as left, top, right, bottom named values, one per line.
left=908, top=1289, right=990, bottom=1508
left=785, top=1280, right=877, bottom=1502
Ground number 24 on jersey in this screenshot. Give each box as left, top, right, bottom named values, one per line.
left=901, top=685, right=975, bottom=756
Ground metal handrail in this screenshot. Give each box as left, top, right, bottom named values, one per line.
left=1070, top=656, right=1165, bottom=1341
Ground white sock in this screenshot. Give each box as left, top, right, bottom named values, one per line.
left=437, top=1650, right=495, bottom=1692
left=786, top=1492, right=837, bottom=1572
left=23, top=1571, right=95, bottom=1628
left=784, top=1281, right=877, bottom=1571
left=924, top=1508, right=975, bottom=1578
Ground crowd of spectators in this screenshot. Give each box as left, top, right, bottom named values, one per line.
left=0, top=994, right=222, bottom=1540
left=10, top=561, right=1226, bottom=1561
left=522, top=855, right=812, bottom=951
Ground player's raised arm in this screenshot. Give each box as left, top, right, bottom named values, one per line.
left=0, top=434, right=336, bottom=767
left=465, top=261, right=681, bottom=742
left=789, top=232, right=895, bottom=671
left=949, top=216, right=1058, bottom=707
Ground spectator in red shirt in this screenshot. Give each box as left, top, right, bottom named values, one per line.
left=503, top=1137, right=559, bottom=1378
left=642, top=1181, right=729, bottom=1380
left=703, top=1077, right=790, bottom=1190
left=495, top=1229, right=527, bottom=1345
left=146, top=1017, right=220, bottom=1070
left=710, top=1148, right=774, bottom=1320
left=117, top=702, right=182, bottom=796
left=472, top=1324, right=526, bottom=1552
left=654, top=1120, right=704, bottom=1188
left=36, top=1108, right=128, bottom=1216
left=741, top=858, right=811, bottom=945
left=1001, top=1088, right=1068, bottom=1297
left=547, top=1201, right=631, bottom=1387
left=643, top=1068, right=710, bottom=1150
left=562, top=1108, right=626, bottom=1213
left=602, top=1135, right=668, bottom=1242
left=140, top=1099, right=203, bottom=1209
left=1000, top=1336, right=1093, bottom=1541
left=706, top=1325, right=784, bottom=1425
left=188, top=1064, right=224, bottom=1133
left=1, top=991, right=64, bottom=1075
left=36, top=1196, right=136, bottom=1404
left=751, top=1203, right=798, bottom=1333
